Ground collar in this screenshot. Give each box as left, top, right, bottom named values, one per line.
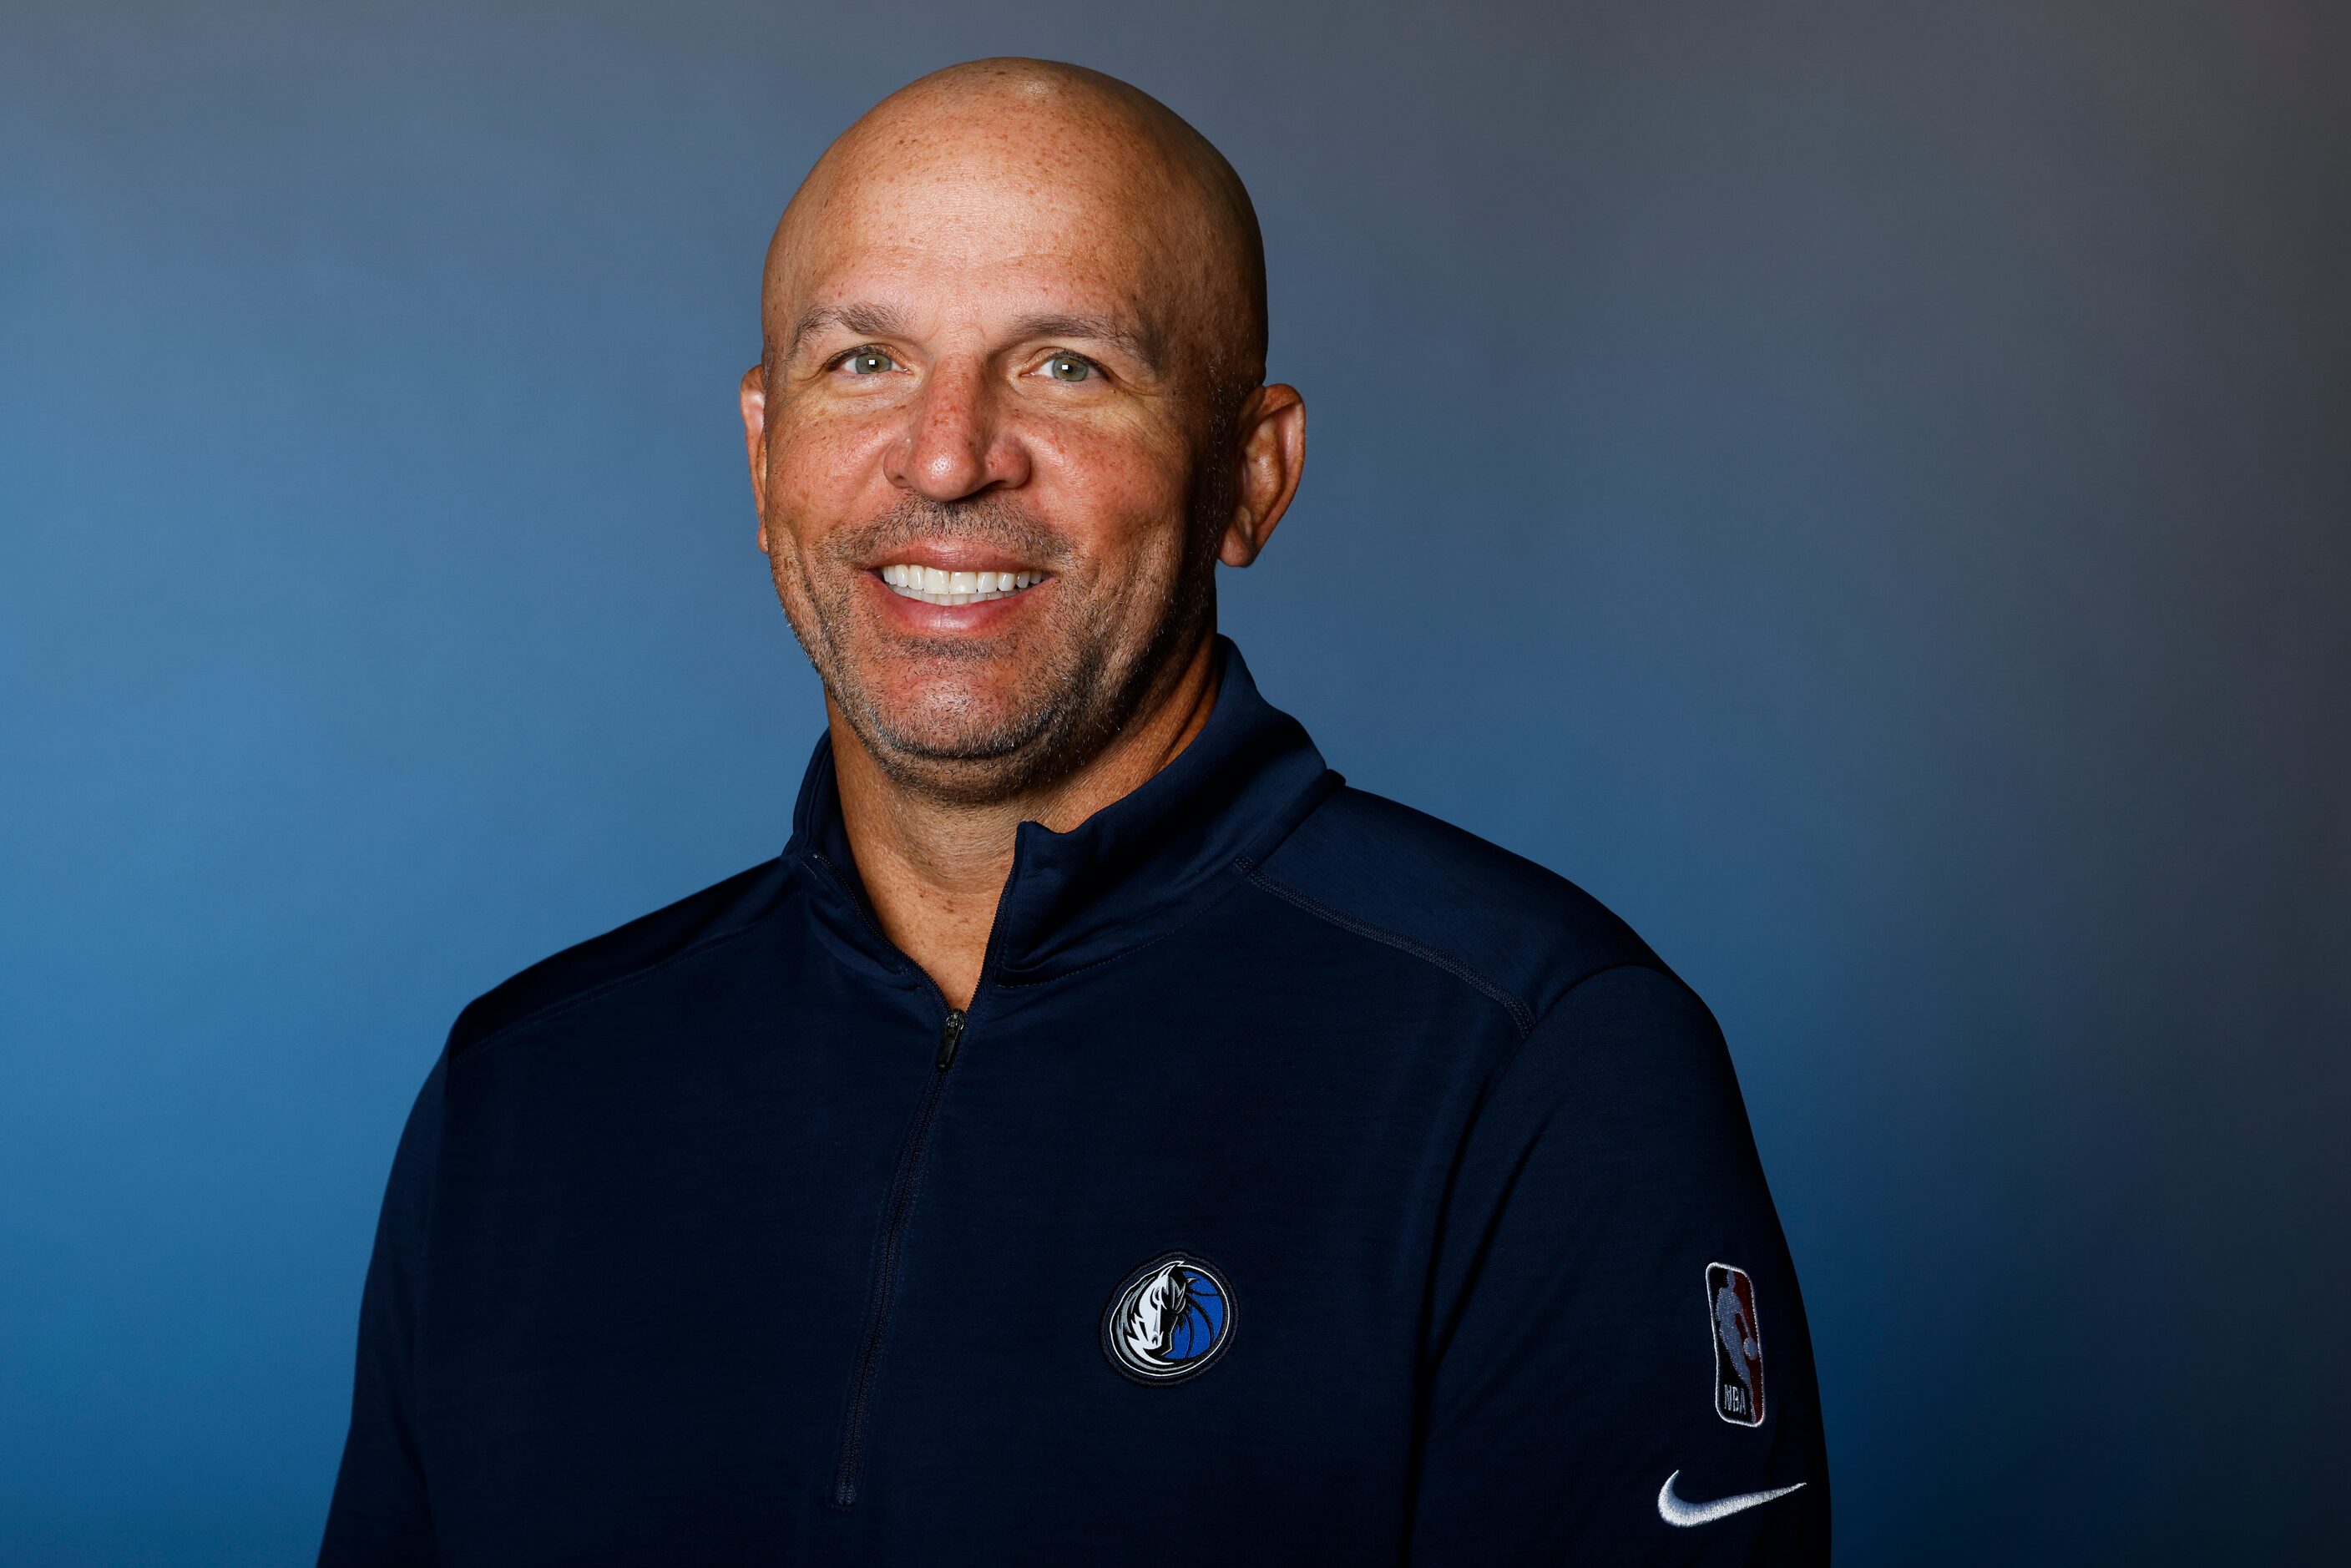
left=783, top=636, right=1341, bottom=990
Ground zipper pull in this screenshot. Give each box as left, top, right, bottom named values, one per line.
left=934, top=1009, right=966, bottom=1071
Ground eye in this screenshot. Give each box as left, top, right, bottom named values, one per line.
left=838, top=347, right=898, bottom=376
left=1042, top=353, right=1094, bottom=383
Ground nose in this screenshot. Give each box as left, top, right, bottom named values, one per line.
left=884, top=358, right=1030, bottom=502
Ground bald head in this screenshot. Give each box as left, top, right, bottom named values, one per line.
left=762, top=58, right=1267, bottom=400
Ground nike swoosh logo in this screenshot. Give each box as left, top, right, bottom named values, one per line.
left=1656, top=1469, right=1807, bottom=1527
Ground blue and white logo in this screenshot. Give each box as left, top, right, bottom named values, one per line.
left=1101, top=1252, right=1235, bottom=1383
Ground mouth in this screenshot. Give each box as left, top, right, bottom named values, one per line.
left=875, top=562, right=1049, bottom=607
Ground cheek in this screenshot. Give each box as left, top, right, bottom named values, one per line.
left=1025, top=418, right=1198, bottom=569
left=764, top=411, right=899, bottom=534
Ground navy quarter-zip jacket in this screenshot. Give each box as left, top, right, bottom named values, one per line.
left=321, top=640, right=1829, bottom=1564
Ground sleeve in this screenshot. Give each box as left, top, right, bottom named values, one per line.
left=1408, top=964, right=1830, bottom=1564
left=317, top=1050, right=448, bottom=1566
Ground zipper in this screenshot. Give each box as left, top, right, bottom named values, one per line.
left=807, top=848, right=1010, bottom=1512
left=830, top=1004, right=967, bottom=1510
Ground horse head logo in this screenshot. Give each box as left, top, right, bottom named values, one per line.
left=1103, top=1253, right=1234, bottom=1383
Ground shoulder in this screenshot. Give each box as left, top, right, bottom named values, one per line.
left=1245, top=785, right=1668, bottom=1034
left=446, top=857, right=794, bottom=1060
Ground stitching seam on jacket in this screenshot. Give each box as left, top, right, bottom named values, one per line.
left=1414, top=959, right=1677, bottom=1385
left=454, top=922, right=766, bottom=1062
left=1234, top=858, right=1537, bottom=1037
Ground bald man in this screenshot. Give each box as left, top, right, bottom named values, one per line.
left=321, top=59, right=1828, bottom=1565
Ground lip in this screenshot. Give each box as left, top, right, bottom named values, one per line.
left=863, top=565, right=1049, bottom=632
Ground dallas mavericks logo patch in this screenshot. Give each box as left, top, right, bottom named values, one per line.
left=1102, top=1252, right=1235, bottom=1383
left=1707, top=1262, right=1767, bottom=1426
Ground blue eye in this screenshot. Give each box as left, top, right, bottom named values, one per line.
left=842, top=349, right=897, bottom=375
left=1044, top=355, right=1092, bottom=383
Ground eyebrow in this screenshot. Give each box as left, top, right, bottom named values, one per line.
left=1004, top=311, right=1165, bottom=375
left=784, top=303, right=1164, bottom=375
left=786, top=302, right=911, bottom=361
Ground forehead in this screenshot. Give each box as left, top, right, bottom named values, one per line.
left=778, top=123, right=1207, bottom=342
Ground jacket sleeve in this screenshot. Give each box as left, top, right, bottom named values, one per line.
left=1408, top=964, right=1830, bottom=1564
left=317, top=1050, right=447, bottom=1565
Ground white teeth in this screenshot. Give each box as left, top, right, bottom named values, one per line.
left=877, top=564, right=1045, bottom=604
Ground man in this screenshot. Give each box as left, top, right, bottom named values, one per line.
left=321, top=58, right=1829, bottom=1565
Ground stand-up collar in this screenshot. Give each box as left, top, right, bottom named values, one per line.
left=784, top=637, right=1340, bottom=989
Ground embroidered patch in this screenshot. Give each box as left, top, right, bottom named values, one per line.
left=1706, top=1262, right=1767, bottom=1427
left=1101, top=1252, right=1235, bottom=1383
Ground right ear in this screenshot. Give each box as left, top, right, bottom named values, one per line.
left=739, top=364, right=771, bottom=553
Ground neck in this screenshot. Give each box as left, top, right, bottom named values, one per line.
left=827, top=634, right=1222, bottom=1009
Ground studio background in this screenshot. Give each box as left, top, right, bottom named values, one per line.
left=5, top=1, right=2345, bottom=1560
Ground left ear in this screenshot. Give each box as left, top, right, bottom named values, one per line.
left=1216, top=382, right=1307, bottom=568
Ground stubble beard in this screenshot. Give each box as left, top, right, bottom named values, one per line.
left=770, top=490, right=1223, bottom=808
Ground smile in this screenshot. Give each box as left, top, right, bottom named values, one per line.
left=877, top=563, right=1047, bottom=606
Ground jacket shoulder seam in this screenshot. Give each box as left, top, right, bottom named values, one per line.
left=1236, top=857, right=1538, bottom=1038
left=452, top=920, right=766, bottom=1065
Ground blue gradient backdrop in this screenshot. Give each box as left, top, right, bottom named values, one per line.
left=5, top=2, right=2345, bottom=1560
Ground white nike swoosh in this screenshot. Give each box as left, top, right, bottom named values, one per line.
left=1656, top=1469, right=1807, bottom=1527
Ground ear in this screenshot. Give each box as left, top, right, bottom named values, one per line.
left=739, top=363, right=772, bottom=554
left=1216, top=383, right=1307, bottom=568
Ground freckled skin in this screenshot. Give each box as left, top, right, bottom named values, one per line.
left=739, top=59, right=1307, bottom=1005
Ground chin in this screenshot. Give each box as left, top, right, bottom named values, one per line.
left=808, top=604, right=1141, bottom=801
left=856, top=682, right=1051, bottom=762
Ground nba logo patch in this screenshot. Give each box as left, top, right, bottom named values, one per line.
left=1101, top=1252, right=1235, bottom=1383
left=1706, top=1262, right=1767, bottom=1427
